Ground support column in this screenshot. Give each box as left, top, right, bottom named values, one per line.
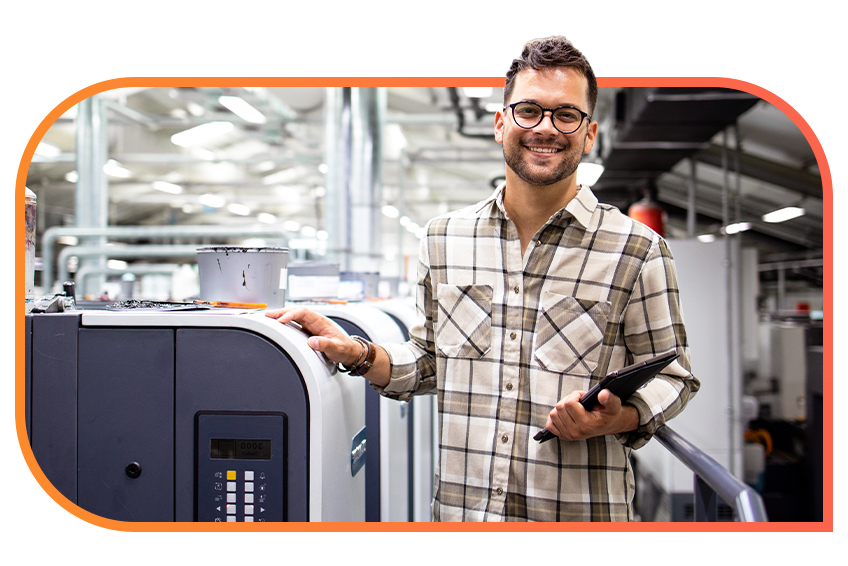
left=75, top=96, right=109, bottom=296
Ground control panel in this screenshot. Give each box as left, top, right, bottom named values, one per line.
left=196, top=413, right=286, bottom=522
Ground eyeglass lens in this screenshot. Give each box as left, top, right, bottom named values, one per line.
left=512, top=102, right=584, bottom=134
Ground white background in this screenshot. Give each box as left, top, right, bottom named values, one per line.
left=3, top=1, right=843, bottom=563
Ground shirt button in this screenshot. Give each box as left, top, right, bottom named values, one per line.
left=513, top=286, right=520, bottom=294
left=506, top=383, right=513, bottom=391
left=510, top=332, right=517, bottom=340
left=535, top=240, right=542, bottom=247
left=501, top=435, right=508, bottom=443
left=496, top=487, right=503, bottom=495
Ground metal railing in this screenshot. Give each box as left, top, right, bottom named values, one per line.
left=655, top=425, right=769, bottom=522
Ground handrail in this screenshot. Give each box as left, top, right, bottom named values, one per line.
left=654, top=425, right=769, bottom=522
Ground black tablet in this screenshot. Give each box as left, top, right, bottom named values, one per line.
left=534, top=350, right=680, bottom=443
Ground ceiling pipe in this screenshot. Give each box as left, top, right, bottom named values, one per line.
left=57, top=245, right=200, bottom=288
left=42, top=225, right=291, bottom=292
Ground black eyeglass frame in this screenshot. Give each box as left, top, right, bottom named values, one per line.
left=504, top=101, right=592, bottom=134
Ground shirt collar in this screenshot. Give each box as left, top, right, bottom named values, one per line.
left=489, top=182, right=598, bottom=230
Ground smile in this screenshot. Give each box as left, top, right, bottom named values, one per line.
left=526, top=146, right=562, bottom=154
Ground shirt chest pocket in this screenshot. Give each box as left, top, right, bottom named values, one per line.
left=534, top=293, right=611, bottom=375
left=435, top=284, right=492, bottom=358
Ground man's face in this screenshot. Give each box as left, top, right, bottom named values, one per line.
left=495, top=67, right=597, bottom=187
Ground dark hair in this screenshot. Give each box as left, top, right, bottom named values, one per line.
left=504, top=36, right=598, bottom=115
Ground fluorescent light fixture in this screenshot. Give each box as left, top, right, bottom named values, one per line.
left=724, top=222, right=752, bottom=234
left=300, top=225, right=317, bottom=238
left=218, top=96, right=267, bottom=124
left=313, top=186, right=326, bottom=198
left=405, top=222, right=420, bottom=233
left=316, top=230, right=329, bottom=241
left=186, top=101, right=205, bottom=117
left=35, top=141, right=61, bottom=157
left=697, top=234, right=716, bottom=243
left=399, top=215, right=411, bottom=227
left=227, top=203, right=251, bottom=216
left=152, top=181, right=182, bottom=194
left=762, top=206, right=805, bottom=223
left=103, top=159, right=131, bottom=178
left=258, top=212, right=277, bottom=224
left=171, top=121, right=234, bottom=148
left=485, top=102, right=503, bottom=113
left=65, top=171, right=79, bottom=183
left=283, top=220, right=301, bottom=232
left=262, top=166, right=305, bottom=185
left=254, top=160, right=276, bottom=173
left=576, top=162, right=604, bottom=186
left=107, top=259, right=128, bottom=270
left=382, top=204, right=399, bottom=218
left=199, top=193, right=226, bottom=208
left=463, top=87, right=493, bottom=98
left=182, top=203, right=196, bottom=214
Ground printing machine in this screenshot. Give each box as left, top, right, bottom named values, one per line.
left=24, top=307, right=367, bottom=522
left=309, top=302, right=413, bottom=522
left=371, top=298, right=437, bottom=523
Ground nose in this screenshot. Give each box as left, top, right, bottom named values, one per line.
left=532, top=110, right=560, bottom=134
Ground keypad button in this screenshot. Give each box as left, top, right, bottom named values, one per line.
left=226, top=470, right=236, bottom=481
left=244, top=505, right=254, bottom=516
left=245, top=482, right=254, bottom=493
left=245, top=471, right=254, bottom=481
left=226, top=481, right=236, bottom=492
left=226, top=516, right=236, bottom=522
left=244, top=517, right=254, bottom=522
left=227, top=493, right=236, bottom=504
left=226, top=504, right=236, bottom=515
left=245, top=494, right=254, bottom=504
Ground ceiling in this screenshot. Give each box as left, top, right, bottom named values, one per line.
left=26, top=84, right=824, bottom=291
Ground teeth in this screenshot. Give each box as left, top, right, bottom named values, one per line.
left=528, top=147, right=559, bottom=153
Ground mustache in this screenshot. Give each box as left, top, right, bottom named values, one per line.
left=519, top=136, right=568, bottom=150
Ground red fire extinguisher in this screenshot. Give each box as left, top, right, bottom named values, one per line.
left=628, top=190, right=667, bottom=237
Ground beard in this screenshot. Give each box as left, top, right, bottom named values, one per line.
left=503, top=132, right=586, bottom=187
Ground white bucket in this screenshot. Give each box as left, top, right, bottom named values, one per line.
left=197, top=246, right=289, bottom=308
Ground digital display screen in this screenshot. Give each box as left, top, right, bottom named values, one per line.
left=210, top=438, right=271, bottom=460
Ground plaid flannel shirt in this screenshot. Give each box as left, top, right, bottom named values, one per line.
left=377, top=184, right=700, bottom=521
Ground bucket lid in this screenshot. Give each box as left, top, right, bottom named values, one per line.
left=196, top=246, right=289, bottom=254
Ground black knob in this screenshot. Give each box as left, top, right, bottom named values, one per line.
left=125, top=462, right=142, bottom=479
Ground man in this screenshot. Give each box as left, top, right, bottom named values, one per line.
left=266, top=36, right=700, bottom=521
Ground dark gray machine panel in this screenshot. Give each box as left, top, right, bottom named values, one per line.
left=77, top=328, right=175, bottom=521
left=196, top=413, right=285, bottom=522
left=29, top=312, right=80, bottom=504
left=175, top=328, right=309, bottom=522
left=329, top=317, right=381, bottom=522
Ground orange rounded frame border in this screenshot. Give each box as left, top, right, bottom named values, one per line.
left=14, top=76, right=833, bottom=533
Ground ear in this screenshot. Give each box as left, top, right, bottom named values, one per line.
left=583, top=120, right=598, bottom=155
left=494, top=109, right=505, bottom=145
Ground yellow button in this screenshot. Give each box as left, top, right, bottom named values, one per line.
left=501, top=435, right=509, bottom=443
left=513, top=286, right=520, bottom=294
left=535, top=240, right=542, bottom=247
left=227, top=470, right=236, bottom=481
left=506, top=383, right=513, bottom=391
left=510, top=332, right=517, bottom=340
left=496, top=487, right=504, bottom=495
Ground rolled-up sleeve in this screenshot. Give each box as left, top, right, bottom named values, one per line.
left=616, top=238, right=700, bottom=449
left=370, top=231, right=438, bottom=401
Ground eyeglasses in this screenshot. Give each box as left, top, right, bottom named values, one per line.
left=505, top=101, right=591, bottom=134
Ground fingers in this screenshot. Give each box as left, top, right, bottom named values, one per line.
left=545, top=389, right=623, bottom=442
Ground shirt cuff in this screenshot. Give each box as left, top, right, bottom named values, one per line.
left=615, top=394, right=659, bottom=449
